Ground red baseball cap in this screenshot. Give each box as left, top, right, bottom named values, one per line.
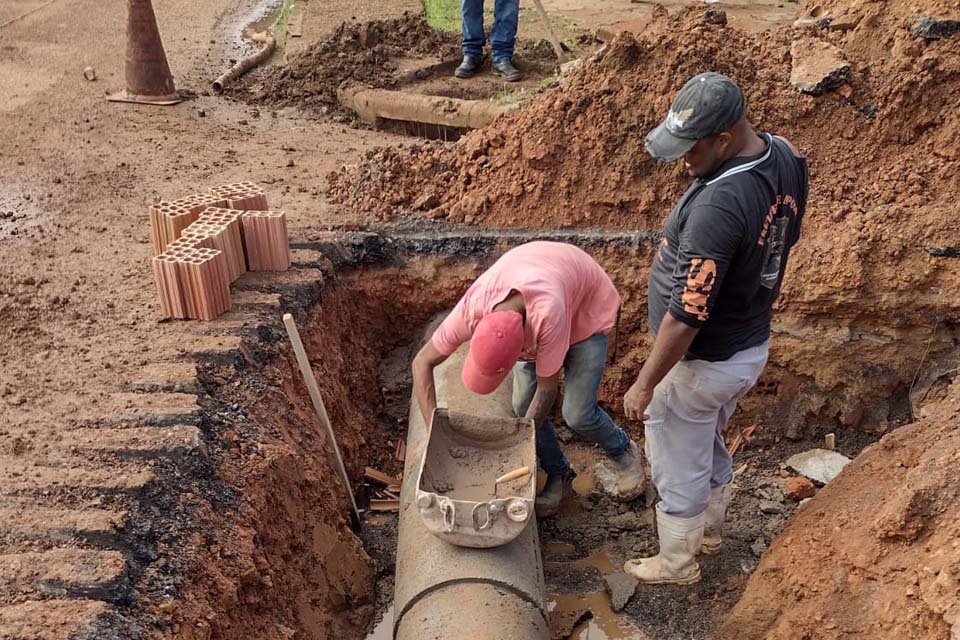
left=462, top=310, right=524, bottom=395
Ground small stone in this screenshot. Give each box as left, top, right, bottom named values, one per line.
left=751, top=537, right=768, bottom=557
left=908, top=16, right=960, bottom=40
left=793, top=4, right=830, bottom=29
left=82, top=66, right=97, bottom=81
left=704, top=9, right=728, bottom=25
left=785, top=476, right=816, bottom=501
left=759, top=500, right=784, bottom=514
left=604, top=572, right=639, bottom=612
left=790, top=38, right=851, bottom=95
left=786, top=448, right=851, bottom=484
left=414, top=193, right=440, bottom=211
left=827, top=15, right=861, bottom=31
left=609, top=512, right=644, bottom=531
left=559, top=58, right=584, bottom=87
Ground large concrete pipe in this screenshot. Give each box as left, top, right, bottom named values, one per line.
left=394, top=343, right=549, bottom=639
left=337, top=86, right=519, bottom=131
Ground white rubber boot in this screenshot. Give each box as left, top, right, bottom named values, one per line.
left=623, top=505, right=704, bottom=585
left=700, top=483, right=733, bottom=555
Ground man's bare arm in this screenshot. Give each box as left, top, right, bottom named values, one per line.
left=624, top=314, right=699, bottom=421
left=412, top=340, right=450, bottom=427
left=525, top=372, right=560, bottom=429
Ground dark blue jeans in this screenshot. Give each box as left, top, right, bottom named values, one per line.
left=460, top=0, right=519, bottom=62
left=512, top=334, right=630, bottom=479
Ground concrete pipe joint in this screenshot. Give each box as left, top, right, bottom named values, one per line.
left=393, top=343, right=549, bottom=639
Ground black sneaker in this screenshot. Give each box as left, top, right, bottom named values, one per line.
left=535, top=471, right=575, bottom=518
left=455, top=55, right=482, bottom=79
left=492, top=58, right=522, bottom=82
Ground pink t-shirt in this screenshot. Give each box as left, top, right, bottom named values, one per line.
left=432, top=242, right=620, bottom=377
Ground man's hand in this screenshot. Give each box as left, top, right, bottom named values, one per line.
left=525, top=372, right=560, bottom=430
left=624, top=314, right=700, bottom=423
left=623, top=380, right=653, bottom=422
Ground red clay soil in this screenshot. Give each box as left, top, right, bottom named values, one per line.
left=328, top=2, right=959, bottom=231
left=718, top=377, right=960, bottom=640
left=165, top=260, right=481, bottom=639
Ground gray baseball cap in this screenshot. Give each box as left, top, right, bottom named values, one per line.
left=645, top=72, right=746, bottom=162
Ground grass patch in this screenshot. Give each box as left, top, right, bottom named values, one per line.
left=537, top=74, right=559, bottom=90
left=268, top=0, right=295, bottom=40
left=491, top=88, right=530, bottom=105
left=491, top=74, right=558, bottom=106
left=423, top=0, right=462, bottom=32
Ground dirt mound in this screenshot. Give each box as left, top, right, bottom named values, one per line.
left=327, top=3, right=960, bottom=442
left=718, top=378, right=960, bottom=640
left=808, top=0, right=960, bottom=67
left=236, top=13, right=460, bottom=114
left=327, top=4, right=959, bottom=229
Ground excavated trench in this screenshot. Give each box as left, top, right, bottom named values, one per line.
left=182, top=230, right=956, bottom=640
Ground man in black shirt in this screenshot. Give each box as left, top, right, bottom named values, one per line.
left=622, top=73, right=808, bottom=585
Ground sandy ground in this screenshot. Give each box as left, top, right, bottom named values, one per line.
left=0, top=0, right=407, bottom=429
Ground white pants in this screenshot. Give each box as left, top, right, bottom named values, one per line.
left=644, top=342, right=769, bottom=517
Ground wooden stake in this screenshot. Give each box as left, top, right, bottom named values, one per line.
left=365, top=467, right=402, bottom=487
left=370, top=499, right=400, bottom=512
left=495, top=466, right=531, bottom=485
left=283, top=313, right=362, bottom=530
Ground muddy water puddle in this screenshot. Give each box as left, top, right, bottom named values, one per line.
left=547, top=545, right=648, bottom=639
left=214, top=0, right=289, bottom=66
left=571, top=547, right=618, bottom=574
left=572, top=466, right=598, bottom=496
left=548, top=592, right=649, bottom=640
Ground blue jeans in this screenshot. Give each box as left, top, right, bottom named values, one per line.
left=512, top=334, right=630, bottom=478
left=460, top=0, right=519, bottom=62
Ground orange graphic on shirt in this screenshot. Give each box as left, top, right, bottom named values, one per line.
left=656, top=237, right=668, bottom=261
left=682, top=258, right=717, bottom=321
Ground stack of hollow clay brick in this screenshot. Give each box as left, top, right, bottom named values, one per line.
left=149, top=193, right=228, bottom=255
left=150, top=183, right=291, bottom=321
left=210, top=181, right=269, bottom=211
left=241, top=211, right=291, bottom=271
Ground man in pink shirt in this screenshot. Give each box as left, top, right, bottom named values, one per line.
left=412, top=241, right=645, bottom=517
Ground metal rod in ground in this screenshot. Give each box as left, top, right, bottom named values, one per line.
left=530, top=0, right=566, bottom=63
left=282, top=313, right=362, bottom=531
